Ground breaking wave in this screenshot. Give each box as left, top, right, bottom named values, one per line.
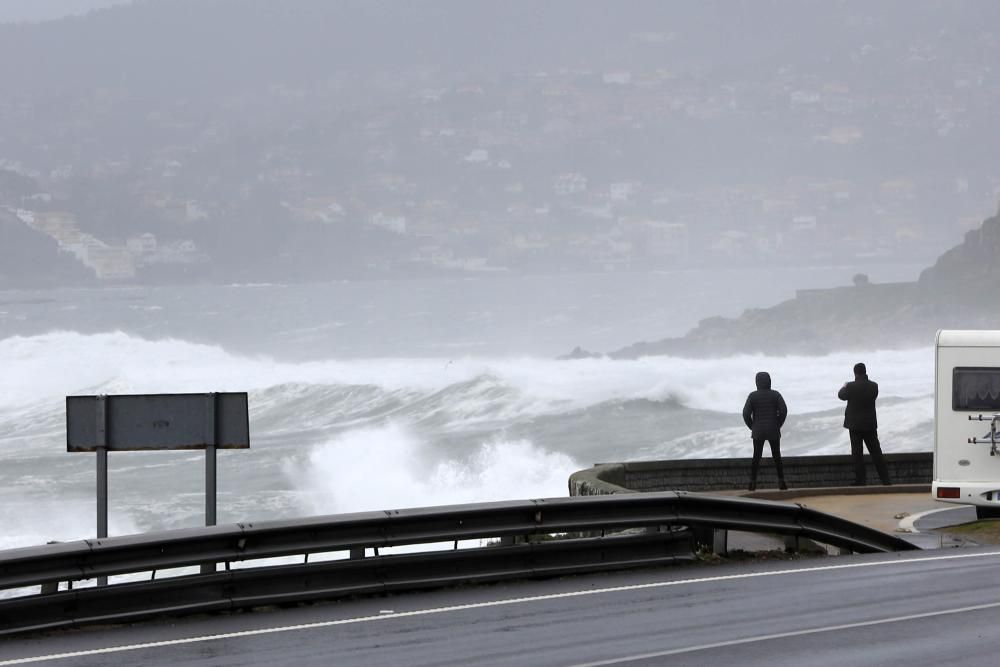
left=0, top=331, right=936, bottom=549
left=0, top=330, right=933, bottom=413
left=285, top=423, right=578, bottom=515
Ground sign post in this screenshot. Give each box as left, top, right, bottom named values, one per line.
left=204, top=393, right=218, bottom=528
left=67, top=392, right=250, bottom=583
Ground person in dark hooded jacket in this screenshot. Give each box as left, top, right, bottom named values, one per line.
left=742, top=371, right=788, bottom=491
left=838, top=362, right=890, bottom=486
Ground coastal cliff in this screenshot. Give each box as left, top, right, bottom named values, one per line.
left=585, top=208, right=1000, bottom=359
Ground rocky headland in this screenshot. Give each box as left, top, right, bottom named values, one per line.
left=567, top=207, right=1000, bottom=359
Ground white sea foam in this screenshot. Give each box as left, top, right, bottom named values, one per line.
left=0, top=331, right=933, bottom=416
left=642, top=395, right=935, bottom=460
left=0, top=500, right=139, bottom=552
left=284, top=423, right=579, bottom=515
left=0, top=331, right=940, bottom=550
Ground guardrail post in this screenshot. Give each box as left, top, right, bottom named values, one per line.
left=201, top=394, right=218, bottom=575
left=712, top=528, right=727, bottom=555
left=40, top=539, right=63, bottom=594
left=692, top=526, right=727, bottom=555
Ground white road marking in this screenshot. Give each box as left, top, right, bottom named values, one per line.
left=568, top=599, right=1000, bottom=666
left=3, top=550, right=1000, bottom=665
left=898, top=505, right=966, bottom=533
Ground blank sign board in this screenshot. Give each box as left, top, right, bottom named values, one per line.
left=67, top=393, right=250, bottom=452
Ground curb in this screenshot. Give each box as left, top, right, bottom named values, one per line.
left=738, top=483, right=930, bottom=501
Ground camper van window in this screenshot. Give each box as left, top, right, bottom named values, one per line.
left=953, top=367, right=1000, bottom=411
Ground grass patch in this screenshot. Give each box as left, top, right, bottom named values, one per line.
left=694, top=547, right=826, bottom=565
left=940, top=520, right=1000, bottom=544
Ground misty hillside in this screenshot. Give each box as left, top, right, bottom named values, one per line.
left=0, top=0, right=130, bottom=24
left=4, top=0, right=990, bottom=92
left=0, top=0, right=998, bottom=285
left=600, top=207, right=1000, bottom=358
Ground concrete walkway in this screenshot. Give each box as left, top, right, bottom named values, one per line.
left=791, top=491, right=970, bottom=549
left=722, top=484, right=981, bottom=550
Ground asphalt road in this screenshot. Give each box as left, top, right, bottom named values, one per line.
left=3, top=547, right=1000, bottom=666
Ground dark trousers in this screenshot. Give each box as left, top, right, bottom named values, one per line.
left=849, top=429, right=890, bottom=485
left=750, top=437, right=785, bottom=489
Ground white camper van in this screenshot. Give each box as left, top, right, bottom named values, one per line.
left=933, top=330, right=1000, bottom=519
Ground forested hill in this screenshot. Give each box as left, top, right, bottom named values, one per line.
left=918, top=209, right=1000, bottom=300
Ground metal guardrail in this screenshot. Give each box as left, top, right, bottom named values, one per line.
left=0, top=492, right=918, bottom=635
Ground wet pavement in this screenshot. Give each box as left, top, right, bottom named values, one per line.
left=720, top=485, right=985, bottom=551
left=792, top=490, right=973, bottom=549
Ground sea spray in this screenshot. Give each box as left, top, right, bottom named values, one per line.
left=0, top=499, right=139, bottom=552
left=639, top=395, right=934, bottom=461
left=285, top=423, right=579, bottom=515
left=1, top=332, right=934, bottom=413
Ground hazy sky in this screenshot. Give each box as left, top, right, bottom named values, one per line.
left=0, top=0, right=131, bottom=23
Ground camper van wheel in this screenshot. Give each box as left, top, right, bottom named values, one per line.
left=976, top=506, right=1000, bottom=520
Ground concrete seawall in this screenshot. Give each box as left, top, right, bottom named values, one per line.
left=569, top=453, right=932, bottom=496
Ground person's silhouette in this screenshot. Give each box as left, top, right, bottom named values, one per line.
left=742, top=371, right=788, bottom=491
left=838, top=362, right=891, bottom=486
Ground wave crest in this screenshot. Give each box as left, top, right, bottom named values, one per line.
left=284, top=423, right=579, bottom=514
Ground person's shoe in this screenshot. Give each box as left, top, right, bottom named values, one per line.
left=748, top=483, right=756, bottom=491
left=850, top=482, right=865, bottom=486
left=779, top=482, right=788, bottom=491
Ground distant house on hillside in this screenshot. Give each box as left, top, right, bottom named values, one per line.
left=602, top=71, right=632, bottom=85
left=369, top=212, right=407, bottom=235
left=609, top=182, right=640, bottom=203
left=85, top=245, right=135, bottom=280
left=619, top=218, right=689, bottom=261
left=554, top=173, right=587, bottom=196
left=127, top=233, right=158, bottom=258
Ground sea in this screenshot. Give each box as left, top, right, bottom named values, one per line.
left=0, top=264, right=935, bottom=551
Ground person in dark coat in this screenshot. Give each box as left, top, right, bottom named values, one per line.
left=838, top=362, right=891, bottom=486
left=742, top=371, right=788, bottom=491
